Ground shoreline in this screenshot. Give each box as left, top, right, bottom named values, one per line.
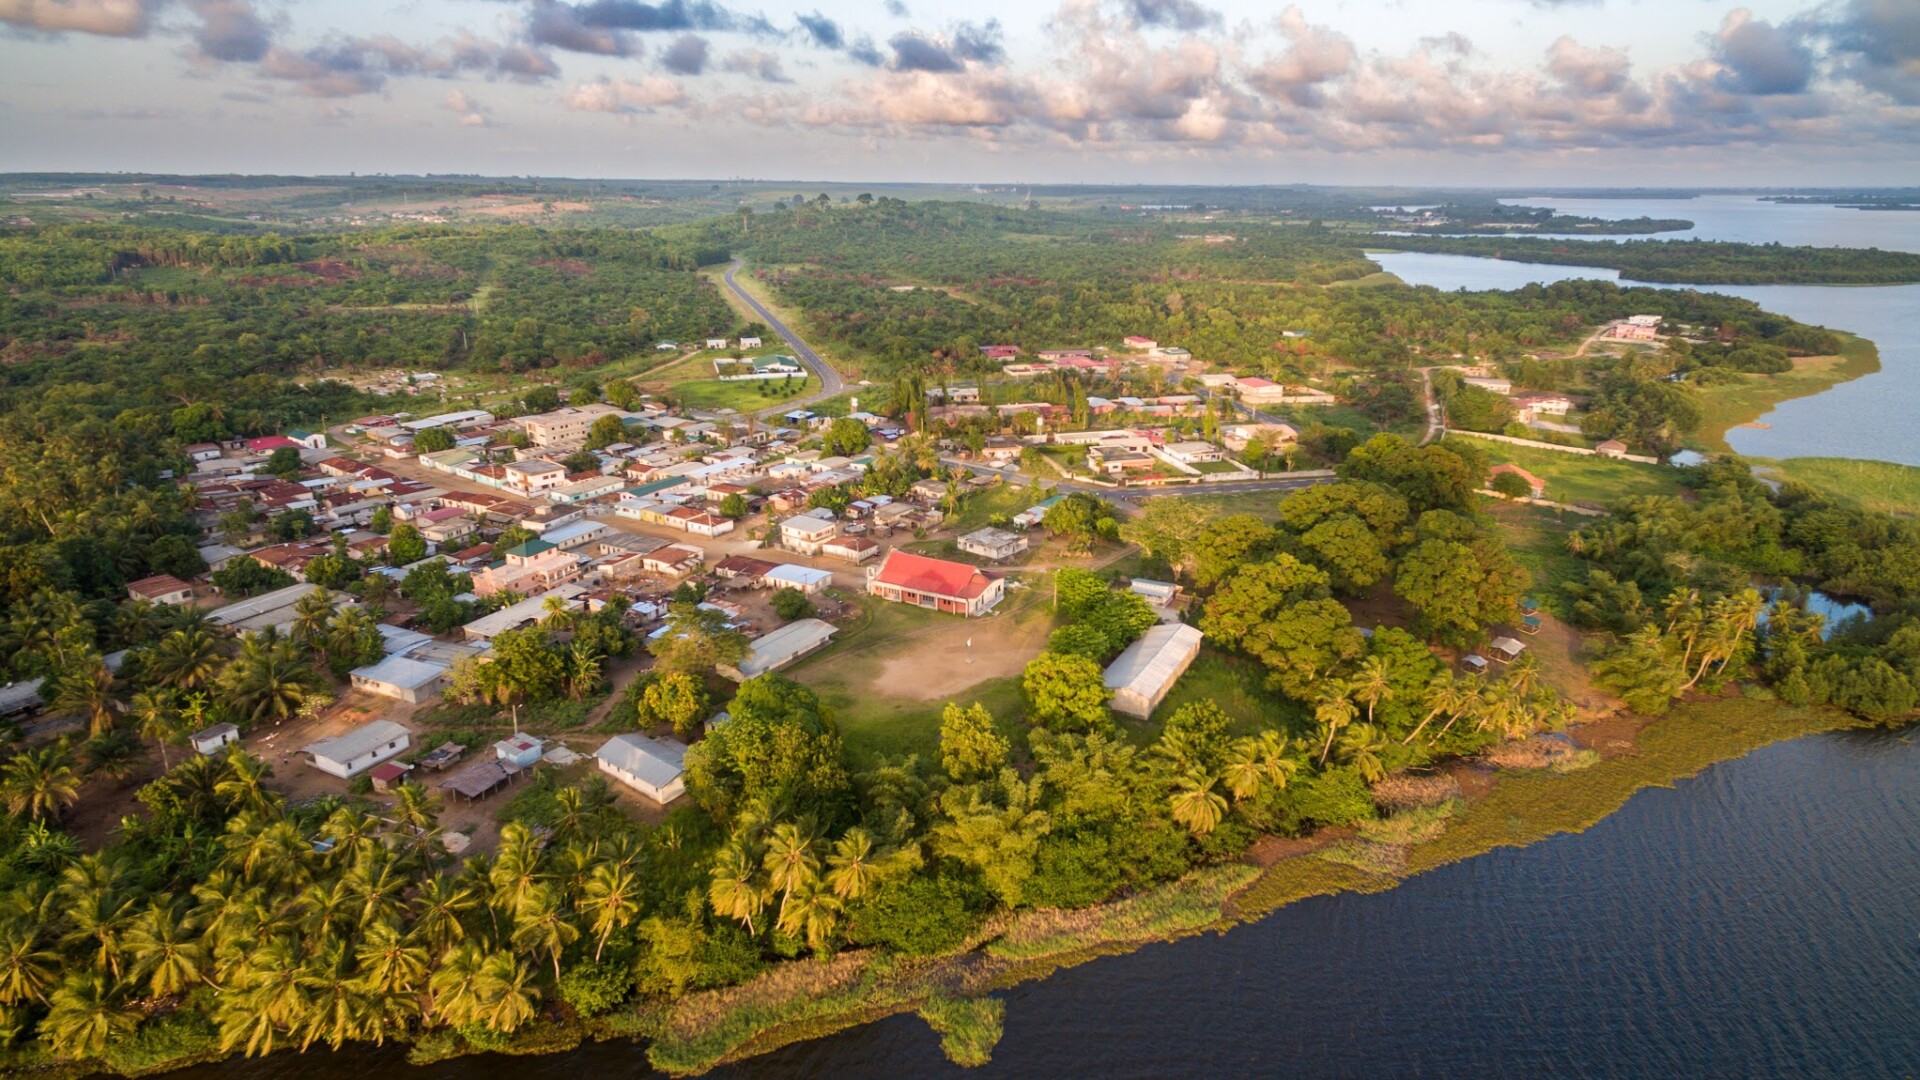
left=1691, top=331, right=1881, bottom=457
left=370, top=695, right=1850, bottom=1076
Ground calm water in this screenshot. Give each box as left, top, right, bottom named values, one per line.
left=1372, top=218, right=1920, bottom=466
left=1498, top=194, right=1920, bottom=253
left=169, top=729, right=1920, bottom=1079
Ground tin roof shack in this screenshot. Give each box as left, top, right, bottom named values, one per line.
left=303, top=720, right=411, bottom=779
left=190, top=723, right=240, bottom=756
left=724, top=618, right=838, bottom=680
left=348, top=655, right=450, bottom=704
left=595, top=734, right=688, bottom=804
left=1103, top=624, right=1204, bottom=719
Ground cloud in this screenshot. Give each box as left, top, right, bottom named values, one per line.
left=527, top=0, right=636, bottom=55
left=572, top=0, right=741, bottom=32
left=1710, top=8, right=1813, bottom=95
left=184, top=0, right=271, bottom=63
left=660, top=32, right=707, bottom=72
left=847, top=34, right=883, bottom=66
left=1120, top=0, right=1218, bottom=32
left=1546, top=35, right=1631, bottom=95
left=951, top=20, right=1004, bottom=64
left=886, top=21, right=1002, bottom=72
left=564, top=74, right=686, bottom=111
left=442, top=89, right=497, bottom=126
left=1245, top=6, right=1353, bottom=105
left=1823, top=0, right=1920, bottom=104
left=887, top=30, right=960, bottom=72
left=795, top=9, right=841, bottom=48
left=723, top=47, right=789, bottom=81
left=0, top=0, right=157, bottom=36
left=253, top=30, right=557, bottom=97
left=883, top=0, right=907, bottom=16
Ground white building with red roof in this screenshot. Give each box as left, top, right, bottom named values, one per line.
left=866, top=550, right=1005, bottom=617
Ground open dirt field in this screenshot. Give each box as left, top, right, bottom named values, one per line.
left=868, top=598, right=1053, bottom=701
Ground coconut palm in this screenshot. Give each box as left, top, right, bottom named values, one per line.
left=1221, top=731, right=1295, bottom=802
left=40, top=972, right=138, bottom=1059
left=708, top=843, right=769, bottom=935
left=1350, top=655, right=1395, bottom=726
left=1334, top=723, right=1390, bottom=784
left=762, top=821, right=823, bottom=929
left=218, top=634, right=328, bottom=726
left=216, top=937, right=306, bottom=1057
left=148, top=628, right=225, bottom=691
left=776, top=882, right=844, bottom=952
left=509, top=884, right=579, bottom=980
left=129, top=689, right=186, bottom=769
left=488, top=823, right=547, bottom=919
left=214, top=752, right=277, bottom=815
left=1168, top=768, right=1229, bottom=838
left=473, top=949, right=541, bottom=1033
left=290, top=588, right=336, bottom=644
left=1404, top=670, right=1468, bottom=745
left=2, top=744, right=80, bottom=821
left=123, top=900, right=210, bottom=997
left=410, top=876, right=478, bottom=954
left=579, top=861, right=641, bottom=961
left=80, top=728, right=143, bottom=781
left=52, top=658, right=121, bottom=737
left=565, top=640, right=602, bottom=701
left=0, top=922, right=58, bottom=1006
left=58, top=887, right=136, bottom=980
left=1313, top=685, right=1359, bottom=767
left=823, top=828, right=888, bottom=901
left=355, top=920, right=431, bottom=1000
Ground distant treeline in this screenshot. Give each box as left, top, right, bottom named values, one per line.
left=1373, top=235, right=1920, bottom=285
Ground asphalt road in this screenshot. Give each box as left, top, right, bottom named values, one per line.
left=722, top=258, right=846, bottom=414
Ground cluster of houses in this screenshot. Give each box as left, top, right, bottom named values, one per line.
left=1195, top=373, right=1337, bottom=406
left=981, top=339, right=1197, bottom=380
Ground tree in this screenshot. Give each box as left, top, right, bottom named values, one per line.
left=1188, top=514, right=1280, bottom=588
left=522, top=386, right=562, bottom=413
left=264, top=446, right=303, bottom=478
left=821, top=418, right=872, bottom=457
left=1046, top=623, right=1112, bottom=661
left=386, top=522, right=427, bottom=565
left=684, top=674, right=849, bottom=818
left=130, top=689, right=186, bottom=768
left=930, top=770, right=1051, bottom=907
left=1393, top=537, right=1529, bottom=646
left=411, top=426, right=456, bottom=453
left=938, top=702, right=1009, bottom=781
left=2, top=743, right=80, bottom=821
left=718, top=492, right=749, bottom=520
left=1042, top=494, right=1118, bottom=554
left=216, top=634, right=328, bottom=725
left=1340, top=434, right=1485, bottom=515
left=648, top=601, right=749, bottom=677
left=579, top=862, right=641, bottom=961
left=642, top=671, right=709, bottom=738
left=41, top=972, right=137, bottom=1058
left=1168, top=769, right=1228, bottom=838
left=561, top=450, right=599, bottom=474
left=585, top=413, right=626, bottom=450
left=1119, top=498, right=1214, bottom=571
left=1590, top=625, right=1689, bottom=715
left=769, top=587, right=815, bottom=621
left=369, top=506, right=393, bottom=535
left=1489, top=470, right=1533, bottom=499
left=1021, top=652, right=1110, bottom=733
left=1295, top=515, right=1390, bottom=594
left=147, top=628, right=225, bottom=690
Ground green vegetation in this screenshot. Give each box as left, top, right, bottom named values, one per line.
left=1688, top=334, right=1880, bottom=453
left=1469, top=439, right=1684, bottom=505
left=1768, top=458, right=1920, bottom=517
left=1375, top=235, right=1920, bottom=284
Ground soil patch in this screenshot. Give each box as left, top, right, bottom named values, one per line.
left=870, top=606, right=1052, bottom=701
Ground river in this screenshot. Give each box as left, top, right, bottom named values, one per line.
left=1371, top=197, right=1920, bottom=465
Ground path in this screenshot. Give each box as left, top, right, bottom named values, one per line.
left=1418, top=367, right=1444, bottom=445
left=721, top=258, right=846, bottom=414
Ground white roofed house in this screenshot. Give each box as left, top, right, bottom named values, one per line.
left=595, top=734, right=688, bottom=803
left=764, top=563, right=834, bottom=595
left=723, top=618, right=838, bottom=680
left=302, top=720, right=412, bottom=779
left=349, top=655, right=450, bottom=704
left=957, top=527, right=1028, bottom=562
left=706, top=337, right=728, bottom=350
left=1103, top=623, right=1204, bottom=719
left=780, top=511, right=839, bottom=555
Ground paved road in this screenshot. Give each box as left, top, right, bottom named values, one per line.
left=939, top=457, right=1331, bottom=502
left=722, top=258, right=846, bottom=414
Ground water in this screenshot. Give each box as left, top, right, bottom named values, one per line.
left=165, top=728, right=1920, bottom=1080
left=1494, top=194, right=1920, bottom=253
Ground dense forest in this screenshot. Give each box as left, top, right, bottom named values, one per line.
left=1372, top=235, right=1920, bottom=284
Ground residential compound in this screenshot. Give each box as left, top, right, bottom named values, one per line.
left=521, top=404, right=629, bottom=446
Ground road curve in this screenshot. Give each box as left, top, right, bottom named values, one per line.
left=722, top=258, right=846, bottom=413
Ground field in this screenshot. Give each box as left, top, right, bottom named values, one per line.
left=1688, top=334, right=1880, bottom=454
left=628, top=349, right=815, bottom=411
left=1472, top=440, right=1683, bottom=505
left=1767, top=457, right=1920, bottom=517
left=1487, top=503, right=1587, bottom=618
left=784, top=588, right=1054, bottom=766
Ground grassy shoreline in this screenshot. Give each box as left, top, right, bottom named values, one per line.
left=1690, top=332, right=1880, bottom=455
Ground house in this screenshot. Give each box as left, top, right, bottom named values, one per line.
left=980, top=436, right=1024, bottom=463
left=928, top=384, right=981, bottom=404
left=285, top=429, right=328, bottom=451
left=209, top=583, right=346, bottom=635
left=866, top=550, right=1005, bottom=617
left=1013, top=494, right=1066, bottom=530
left=1129, top=579, right=1181, bottom=606
left=724, top=618, right=837, bottom=680
left=822, top=535, right=881, bottom=564
left=503, top=459, right=569, bottom=494
left=471, top=549, right=582, bottom=598
left=738, top=335, right=763, bottom=349
left=303, top=720, right=411, bottom=779
left=1232, top=377, right=1288, bottom=404
left=369, top=761, right=412, bottom=794
left=780, top=512, right=839, bottom=555
left=128, top=574, right=195, bottom=605
left=715, top=555, right=779, bottom=582
left=1596, top=439, right=1630, bottom=459
left=705, top=337, right=728, bottom=350
left=714, top=354, right=804, bottom=381
left=1090, top=448, right=1155, bottom=475
left=539, top=519, right=610, bottom=552
left=184, top=442, right=223, bottom=462
left=461, top=586, right=586, bottom=641
left=1123, top=336, right=1157, bottom=350
left=909, top=478, right=950, bottom=504
left=1220, top=423, right=1297, bottom=454
left=765, top=564, right=834, bottom=595
left=1489, top=463, right=1547, bottom=499
left=979, top=345, right=1020, bottom=360
left=190, top=723, right=240, bottom=756
left=520, top=404, right=628, bottom=447
left=655, top=341, right=679, bottom=352
left=401, top=409, right=494, bottom=433
left=1489, top=636, right=1528, bottom=662
left=349, top=655, right=450, bottom=704
left=495, top=733, right=545, bottom=768
left=596, top=734, right=688, bottom=803
left=1513, top=394, right=1574, bottom=417
left=1161, top=441, right=1226, bottom=465
left=957, top=527, right=1028, bottom=561
left=1462, top=377, right=1513, bottom=395
left=197, top=543, right=246, bottom=572
left=1103, top=623, right=1204, bottom=719
left=643, top=545, right=705, bottom=577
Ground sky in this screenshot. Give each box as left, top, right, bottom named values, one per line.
left=1, top=0, right=1916, bottom=184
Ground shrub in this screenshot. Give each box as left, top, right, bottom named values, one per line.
left=769, top=587, right=815, bottom=621
left=847, top=873, right=987, bottom=956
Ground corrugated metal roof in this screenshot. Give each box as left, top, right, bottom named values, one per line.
left=736, top=618, right=837, bottom=677
left=596, top=734, right=686, bottom=790
left=304, top=720, right=410, bottom=764
left=1103, top=624, right=1204, bottom=699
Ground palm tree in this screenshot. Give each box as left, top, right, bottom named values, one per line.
left=0, top=922, right=58, bottom=1005
left=53, top=658, right=121, bottom=737
left=1404, top=670, right=1466, bottom=746
left=1313, top=685, right=1359, bottom=767
left=427, top=941, right=488, bottom=1028
left=2, top=744, right=80, bottom=821
left=81, top=729, right=143, bottom=782
left=130, top=689, right=186, bottom=769
left=823, top=828, right=885, bottom=900
left=579, top=862, right=641, bottom=961
left=775, top=883, right=844, bottom=953
left=472, top=949, right=541, bottom=1033
left=1350, top=655, right=1395, bottom=726
left=40, top=972, right=138, bottom=1059
left=1221, top=731, right=1295, bottom=802
left=59, top=887, right=135, bottom=980
left=217, top=634, right=327, bottom=726
left=488, top=823, right=547, bottom=920
left=355, top=920, right=431, bottom=1000
left=565, top=641, right=603, bottom=701
left=410, top=876, right=478, bottom=955
left=1335, top=723, right=1390, bottom=783
left=124, top=900, right=210, bottom=997
left=762, top=821, right=822, bottom=929
left=290, top=588, right=336, bottom=644
left=1168, top=768, right=1229, bottom=838
left=708, top=844, right=769, bottom=935
left=148, top=628, right=225, bottom=691
left=509, top=884, right=579, bottom=981
left=214, top=752, right=277, bottom=815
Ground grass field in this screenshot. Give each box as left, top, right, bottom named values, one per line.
left=1143, top=650, right=1305, bottom=742
left=1767, top=457, right=1920, bottom=517
left=1472, top=439, right=1683, bottom=505
left=670, top=375, right=816, bottom=411
left=1488, top=504, right=1586, bottom=618
left=1688, top=333, right=1880, bottom=454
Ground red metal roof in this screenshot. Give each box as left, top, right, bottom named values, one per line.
left=872, top=550, right=995, bottom=600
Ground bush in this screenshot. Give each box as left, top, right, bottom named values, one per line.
left=769, top=587, right=815, bottom=621
left=847, top=873, right=988, bottom=955
left=1286, top=767, right=1378, bottom=829
left=918, top=995, right=1005, bottom=1068
left=557, top=952, right=635, bottom=1017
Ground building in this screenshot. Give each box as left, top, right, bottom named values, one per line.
left=1123, top=336, right=1158, bottom=350
left=461, top=586, right=586, bottom=640
left=209, top=583, right=347, bottom=636
left=738, top=335, right=763, bottom=349
left=128, top=574, right=195, bottom=605
left=764, top=564, right=834, bottom=595
left=1596, top=439, right=1630, bottom=459
left=714, top=555, right=778, bottom=582
left=401, top=409, right=494, bottom=433
left=909, top=478, right=950, bottom=504
left=1609, top=314, right=1663, bottom=340
left=780, top=511, right=839, bottom=555
left=471, top=548, right=582, bottom=598
left=1090, top=448, right=1155, bottom=475
left=1232, top=376, right=1288, bottom=404
left=1161, top=441, right=1226, bottom=464
left=1220, top=423, right=1297, bottom=454
left=369, top=761, right=412, bottom=794
left=1103, top=623, right=1204, bottom=719
left=1461, top=376, right=1514, bottom=395
left=1129, top=579, right=1181, bottom=606
left=190, top=723, right=240, bottom=756
left=1489, top=636, right=1528, bottom=662
left=1513, top=394, right=1574, bottom=417
left=349, top=655, right=450, bottom=704
left=1489, top=463, right=1547, bottom=499
left=1013, top=494, right=1066, bottom=530
left=724, top=618, right=837, bottom=679
left=495, top=733, right=545, bottom=768
left=822, top=536, right=881, bottom=564
left=540, top=519, right=610, bottom=552
left=643, top=545, right=705, bottom=577
left=595, top=734, right=688, bottom=803
left=705, top=337, right=728, bottom=350
left=714, top=354, right=804, bottom=380
left=302, top=720, right=412, bottom=779
left=957, top=527, right=1028, bottom=561
left=866, top=550, right=1005, bottom=617
left=521, top=404, right=627, bottom=447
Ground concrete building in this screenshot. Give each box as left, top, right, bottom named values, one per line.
left=595, top=734, right=688, bottom=803
left=348, top=655, right=450, bottom=704
left=957, top=527, right=1028, bottom=561
left=128, top=574, right=195, bottom=605
left=461, top=586, right=586, bottom=641
left=190, top=723, right=240, bottom=756
left=303, top=720, right=411, bottom=779
left=867, top=550, right=1005, bottom=617
left=780, top=511, right=839, bottom=555
left=822, top=536, right=882, bottom=564
left=724, top=618, right=838, bottom=679
left=1103, top=623, right=1204, bottom=719
left=521, top=404, right=628, bottom=447
left=764, top=564, right=834, bottom=595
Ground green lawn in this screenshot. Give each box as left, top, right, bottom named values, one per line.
left=1688, top=333, right=1880, bottom=454
left=670, top=375, right=816, bottom=411
left=1489, top=504, right=1586, bottom=618
left=1141, top=650, right=1304, bottom=743
left=1468, top=438, right=1682, bottom=506
left=1180, top=489, right=1290, bottom=521
left=1768, top=457, right=1920, bottom=517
